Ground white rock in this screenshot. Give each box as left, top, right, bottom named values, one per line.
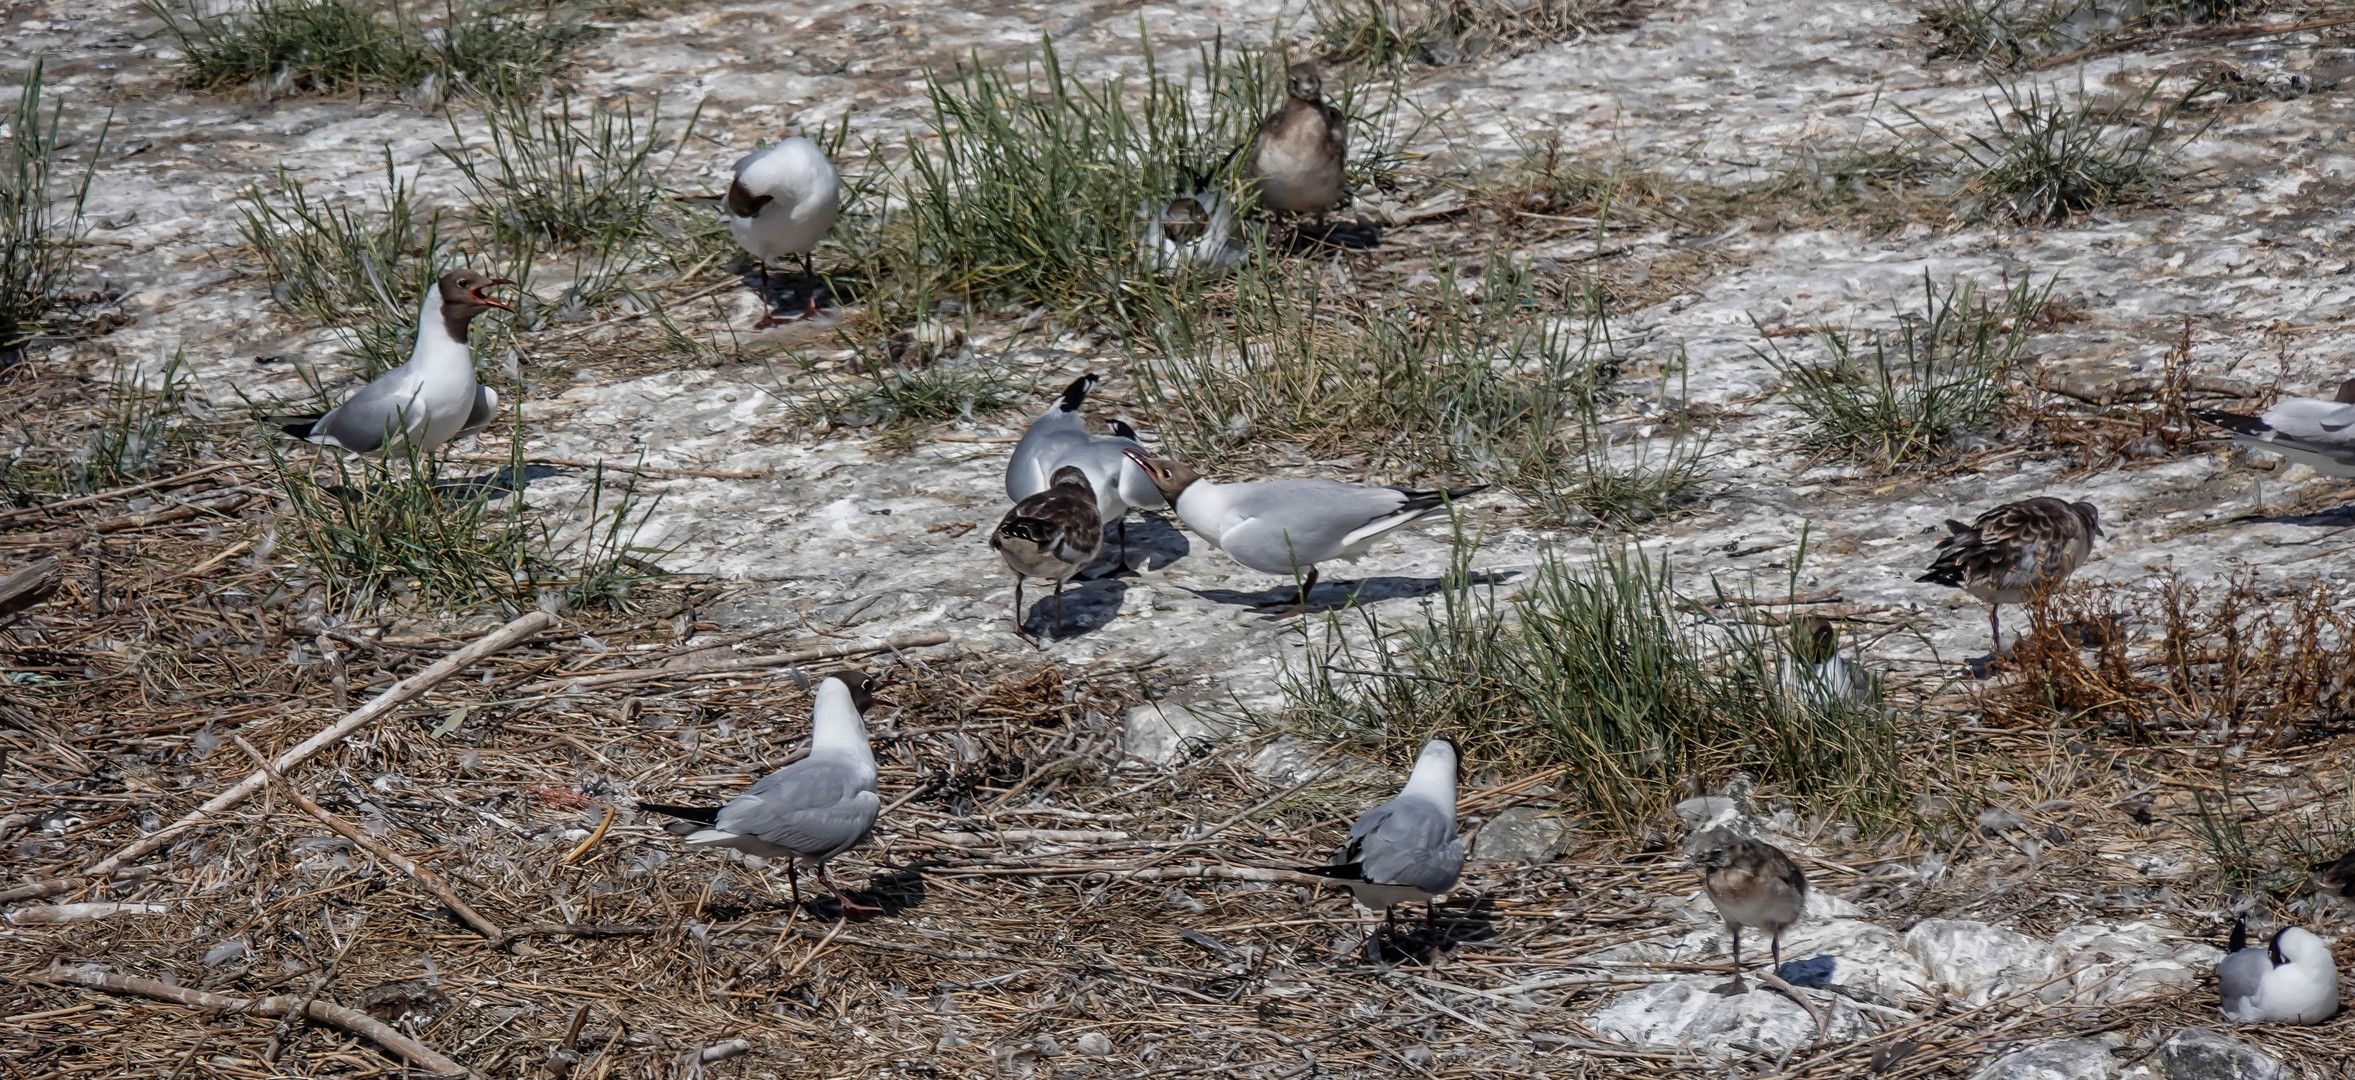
left=1902, top=920, right=2064, bottom=1006
left=1632, top=890, right=1928, bottom=1005
left=1587, top=979, right=1867, bottom=1055
left=1968, top=1035, right=2121, bottom=1080
left=2157, top=1027, right=2284, bottom=1080
left=2050, top=922, right=2221, bottom=1006
left=1074, top=1032, right=1113, bottom=1056
left=1469, top=805, right=1570, bottom=864
left=1117, top=704, right=1232, bottom=766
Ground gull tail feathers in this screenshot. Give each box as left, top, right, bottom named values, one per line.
left=637, top=802, right=721, bottom=825
left=2192, top=409, right=2269, bottom=437
left=1394, top=483, right=1490, bottom=517
left=268, top=414, right=328, bottom=441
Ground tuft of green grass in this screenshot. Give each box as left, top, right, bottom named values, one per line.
left=1907, top=79, right=2205, bottom=224
left=269, top=427, right=667, bottom=614
left=1, top=59, right=103, bottom=356
left=2192, top=767, right=2355, bottom=901
left=439, top=92, right=700, bottom=254
left=1927, top=0, right=2263, bottom=68
left=69, top=351, right=192, bottom=493
left=1280, top=541, right=1914, bottom=835
left=1507, top=382, right=1715, bottom=528
left=145, top=0, right=590, bottom=99
left=240, top=153, right=444, bottom=377
left=1757, top=272, right=2049, bottom=468
left=877, top=40, right=1274, bottom=320
left=1312, top=0, right=1608, bottom=68
left=1131, top=256, right=1602, bottom=476
left=796, top=349, right=1022, bottom=438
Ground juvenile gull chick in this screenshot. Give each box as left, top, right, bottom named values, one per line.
left=2314, top=847, right=2355, bottom=902
left=2216, top=918, right=2340, bottom=1024
left=1123, top=447, right=1484, bottom=617
left=991, top=466, right=1103, bottom=642
left=1780, top=615, right=1870, bottom=707
left=1692, top=830, right=1808, bottom=994
left=1248, top=60, right=1346, bottom=220
left=1006, top=375, right=1163, bottom=566
left=1295, top=738, right=1464, bottom=935
left=638, top=669, right=887, bottom=919
left=1917, top=497, right=2102, bottom=658
left=2195, top=379, right=2355, bottom=477
left=272, top=270, right=514, bottom=455
left=724, top=136, right=841, bottom=325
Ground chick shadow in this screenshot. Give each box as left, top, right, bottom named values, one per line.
left=1279, top=220, right=1385, bottom=253
left=1019, top=577, right=1127, bottom=643
left=1187, top=570, right=1519, bottom=617
left=1364, top=898, right=1499, bottom=966
left=1091, top=514, right=1191, bottom=577
left=2233, top=503, right=2355, bottom=527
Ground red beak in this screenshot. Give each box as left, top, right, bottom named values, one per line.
left=472, top=278, right=519, bottom=313
left=1120, top=446, right=1154, bottom=473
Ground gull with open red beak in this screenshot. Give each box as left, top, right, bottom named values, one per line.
left=270, top=269, right=517, bottom=455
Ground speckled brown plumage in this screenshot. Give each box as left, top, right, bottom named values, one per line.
left=1917, top=497, right=2103, bottom=655
left=1248, top=61, right=1347, bottom=217
left=2314, top=848, right=2355, bottom=901
left=990, top=466, right=1102, bottom=643
left=1692, top=831, right=1809, bottom=990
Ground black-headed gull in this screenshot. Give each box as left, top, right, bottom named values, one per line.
left=1296, top=738, right=1463, bottom=928
left=1692, top=830, right=1809, bottom=994
left=2217, top=918, right=2340, bottom=1024
left=1007, top=375, right=1165, bottom=566
left=1142, top=183, right=1244, bottom=273
left=989, top=466, right=1102, bottom=643
left=1122, top=447, right=1484, bottom=616
left=638, top=668, right=888, bottom=919
left=1916, top=497, right=2102, bottom=656
left=1780, top=615, right=1870, bottom=707
left=272, top=270, right=514, bottom=455
left=1248, top=60, right=1346, bottom=220
left=724, top=136, right=841, bottom=326
left=2195, top=380, right=2355, bottom=477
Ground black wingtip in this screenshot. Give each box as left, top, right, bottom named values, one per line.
left=1058, top=375, right=1098, bottom=413
left=1914, top=569, right=1959, bottom=586
left=270, top=414, right=323, bottom=440
left=2192, top=410, right=2267, bottom=436
left=2228, top=916, right=2249, bottom=953
left=1109, top=419, right=1140, bottom=441
left=635, top=802, right=721, bottom=825
left=1293, top=862, right=1366, bottom=881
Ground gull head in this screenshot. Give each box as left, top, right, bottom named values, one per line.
left=822, top=667, right=889, bottom=712
left=1789, top=615, right=1838, bottom=667
left=1285, top=60, right=1324, bottom=103
left=2335, top=379, right=2355, bottom=404
left=439, top=268, right=518, bottom=315
left=2067, top=500, right=2103, bottom=539
left=1120, top=446, right=1201, bottom=502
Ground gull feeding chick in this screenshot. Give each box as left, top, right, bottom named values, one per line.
left=1916, top=497, right=2102, bottom=659
left=637, top=669, right=888, bottom=919
left=1006, top=375, right=1164, bottom=568
left=1691, top=830, right=1809, bottom=994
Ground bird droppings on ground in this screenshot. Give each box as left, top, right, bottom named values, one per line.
left=6, top=0, right=2355, bottom=1076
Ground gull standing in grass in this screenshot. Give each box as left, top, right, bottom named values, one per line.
left=1006, top=375, right=1165, bottom=567
left=271, top=269, right=514, bottom=455
left=1248, top=60, right=1346, bottom=222
left=1294, top=738, right=1464, bottom=941
left=724, top=135, right=841, bottom=326
left=637, top=669, right=888, bottom=919
left=1123, top=447, right=1484, bottom=617
left=991, top=466, right=1103, bottom=643
left=1692, top=830, right=1808, bottom=994
left=1780, top=615, right=1871, bottom=707
left=2194, top=380, right=2355, bottom=476
left=2216, top=918, right=2341, bottom=1024
left=1916, top=497, right=2103, bottom=659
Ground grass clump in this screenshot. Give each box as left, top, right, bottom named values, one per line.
left=1506, top=383, right=1715, bottom=528
left=881, top=41, right=1275, bottom=320
left=796, top=350, right=1022, bottom=438
left=1757, top=272, right=2048, bottom=468
left=1282, top=543, right=1912, bottom=835
left=146, top=0, right=590, bottom=99
left=1132, top=257, right=1600, bottom=475
left=68, top=351, right=193, bottom=493
left=1927, top=0, right=2263, bottom=67
left=1, top=59, right=103, bottom=356
left=239, top=154, right=443, bottom=377
left=1311, top=0, right=1611, bottom=67
left=439, top=94, right=700, bottom=255
left=271, top=435, right=667, bottom=613
left=1912, top=79, right=2205, bottom=224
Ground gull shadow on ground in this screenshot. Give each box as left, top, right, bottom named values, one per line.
left=837, top=863, right=929, bottom=918
left=1279, top=220, right=1384, bottom=253
left=1019, top=577, right=1127, bottom=642
left=741, top=267, right=857, bottom=319
left=319, top=464, right=565, bottom=505
left=1364, top=898, right=1499, bottom=966
left=1185, top=569, right=1519, bottom=617
left=1090, top=514, right=1191, bottom=578
left=2233, top=503, right=2355, bottom=527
